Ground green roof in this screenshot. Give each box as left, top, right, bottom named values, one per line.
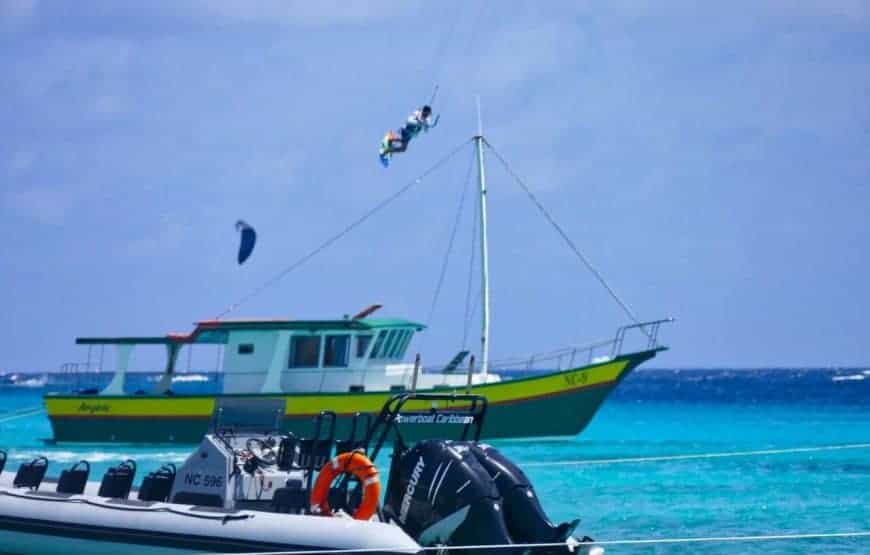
left=75, top=317, right=425, bottom=346
left=75, top=337, right=177, bottom=346
left=357, top=318, right=426, bottom=329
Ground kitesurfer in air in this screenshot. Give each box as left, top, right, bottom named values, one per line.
left=379, top=105, right=439, bottom=167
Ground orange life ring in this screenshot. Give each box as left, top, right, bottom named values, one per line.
left=310, top=450, right=380, bottom=520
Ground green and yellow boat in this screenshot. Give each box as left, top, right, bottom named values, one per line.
left=44, top=133, right=671, bottom=443
left=45, top=315, right=669, bottom=443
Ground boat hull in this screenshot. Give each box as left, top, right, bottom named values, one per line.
left=0, top=487, right=418, bottom=555
left=44, top=350, right=660, bottom=443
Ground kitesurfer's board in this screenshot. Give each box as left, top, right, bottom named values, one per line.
left=379, top=132, right=394, bottom=168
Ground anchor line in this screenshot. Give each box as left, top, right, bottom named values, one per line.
left=0, top=406, right=46, bottom=424
left=217, top=530, right=870, bottom=555
left=519, top=442, right=870, bottom=467
left=213, top=443, right=870, bottom=554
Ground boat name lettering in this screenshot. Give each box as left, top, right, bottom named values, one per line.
left=563, top=371, right=589, bottom=387
left=399, top=456, right=425, bottom=524
left=395, top=414, right=474, bottom=425
left=183, top=472, right=224, bottom=488
left=77, top=402, right=110, bottom=415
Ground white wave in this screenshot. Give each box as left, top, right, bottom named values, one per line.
left=0, top=374, right=47, bottom=387
left=5, top=450, right=189, bottom=464
left=14, top=377, right=46, bottom=388
left=171, top=374, right=211, bottom=383
left=863, top=370, right=870, bottom=376
left=832, top=374, right=865, bottom=382
left=144, top=374, right=211, bottom=383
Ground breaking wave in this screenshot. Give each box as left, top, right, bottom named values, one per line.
left=5, top=449, right=189, bottom=464
left=832, top=374, right=866, bottom=382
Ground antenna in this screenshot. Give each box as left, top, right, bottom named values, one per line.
left=476, top=96, right=483, bottom=136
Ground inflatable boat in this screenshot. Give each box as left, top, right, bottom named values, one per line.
left=0, top=393, right=602, bottom=554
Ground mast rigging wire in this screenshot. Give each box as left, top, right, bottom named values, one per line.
left=214, top=139, right=473, bottom=319
left=521, top=442, right=870, bottom=467
left=424, top=148, right=477, bottom=331
left=461, top=190, right=480, bottom=350
left=484, top=139, right=648, bottom=332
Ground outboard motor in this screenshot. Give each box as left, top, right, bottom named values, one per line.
left=370, top=393, right=599, bottom=554
left=464, top=443, right=580, bottom=548
left=384, top=439, right=521, bottom=553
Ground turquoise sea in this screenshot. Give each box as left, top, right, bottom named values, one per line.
left=1, top=368, right=868, bottom=554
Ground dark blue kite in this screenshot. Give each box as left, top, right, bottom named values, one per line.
left=235, top=220, right=257, bottom=265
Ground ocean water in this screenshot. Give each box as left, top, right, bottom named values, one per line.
left=1, top=368, right=868, bottom=554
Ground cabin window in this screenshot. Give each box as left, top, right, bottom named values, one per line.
left=356, top=335, right=373, bottom=358
left=237, top=343, right=254, bottom=355
left=382, top=330, right=399, bottom=359
left=324, top=335, right=350, bottom=368
left=395, top=330, right=413, bottom=358
left=289, top=335, right=321, bottom=368
left=386, top=329, right=411, bottom=358
left=383, top=330, right=398, bottom=358
left=387, top=330, right=405, bottom=358
left=370, top=331, right=387, bottom=359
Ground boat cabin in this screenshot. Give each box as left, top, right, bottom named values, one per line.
left=75, top=317, right=429, bottom=396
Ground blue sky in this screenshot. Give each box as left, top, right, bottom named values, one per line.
left=1, top=1, right=868, bottom=371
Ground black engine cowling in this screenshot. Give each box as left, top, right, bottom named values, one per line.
left=463, top=442, right=579, bottom=546
left=384, top=440, right=518, bottom=551
left=385, top=440, right=580, bottom=553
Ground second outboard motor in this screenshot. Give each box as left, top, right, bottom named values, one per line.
left=464, top=443, right=580, bottom=548
left=385, top=440, right=521, bottom=553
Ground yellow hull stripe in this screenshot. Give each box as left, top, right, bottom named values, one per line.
left=45, top=359, right=628, bottom=418
left=45, top=396, right=216, bottom=418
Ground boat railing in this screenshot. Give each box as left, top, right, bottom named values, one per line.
left=364, top=392, right=488, bottom=461
left=47, top=363, right=223, bottom=395
left=486, top=318, right=674, bottom=372
left=486, top=339, right=615, bottom=371
left=58, top=361, right=102, bottom=374
left=45, top=362, right=107, bottom=393
left=47, top=365, right=415, bottom=395
left=611, top=318, right=674, bottom=359
left=48, top=319, right=672, bottom=394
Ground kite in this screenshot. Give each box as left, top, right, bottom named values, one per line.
left=235, top=220, right=257, bottom=265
